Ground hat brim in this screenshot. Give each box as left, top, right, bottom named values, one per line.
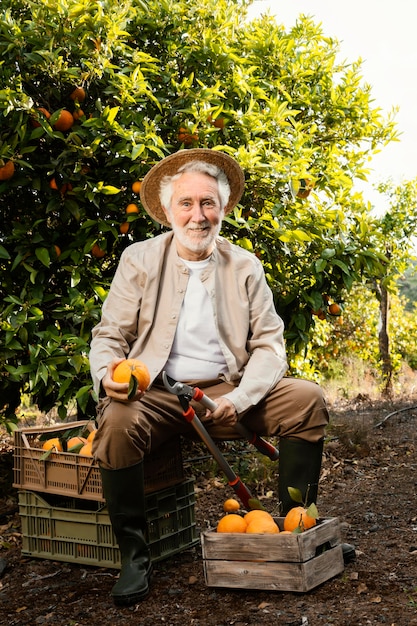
left=139, top=148, right=245, bottom=227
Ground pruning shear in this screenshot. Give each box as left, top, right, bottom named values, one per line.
left=161, top=372, right=279, bottom=460
left=162, top=372, right=278, bottom=509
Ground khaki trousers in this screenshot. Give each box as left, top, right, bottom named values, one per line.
left=93, top=377, right=329, bottom=469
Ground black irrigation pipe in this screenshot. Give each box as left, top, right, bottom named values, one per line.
left=374, top=405, right=417, bottom=429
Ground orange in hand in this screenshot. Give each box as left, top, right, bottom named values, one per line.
left=113, top=358, right=150, bottom=397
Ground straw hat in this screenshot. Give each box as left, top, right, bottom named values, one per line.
left=139, top=148, right=245, bottom=227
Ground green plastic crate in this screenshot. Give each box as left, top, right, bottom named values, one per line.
left=19, top=478, right=198, bottom=569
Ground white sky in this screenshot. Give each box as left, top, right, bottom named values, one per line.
left=247, top=0, right=417, bottom=211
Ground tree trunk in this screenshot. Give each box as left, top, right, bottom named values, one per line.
left=378, top=284, right=392, bottom=397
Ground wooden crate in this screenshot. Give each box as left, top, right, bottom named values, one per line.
left=201, top=517, right=344, bottom=592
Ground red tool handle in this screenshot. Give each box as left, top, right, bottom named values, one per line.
left=192, top=387, right=279, bottom=461
left=181, top=404, right=253, bottom=509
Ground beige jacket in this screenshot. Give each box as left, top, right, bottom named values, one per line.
left=89, top=232, right=288, bottom=414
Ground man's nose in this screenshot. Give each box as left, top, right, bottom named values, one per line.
left=190, top=203, right=206, bottom=221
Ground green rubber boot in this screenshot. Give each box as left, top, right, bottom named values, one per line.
left=278, top=438, right=356, bottom=564
left=100, top=463, right=152, bottom=606
left=278, top=437, right=324, bottom=516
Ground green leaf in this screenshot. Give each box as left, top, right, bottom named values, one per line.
left=100, top=185, right=121, bottom=195
left=128, top=374, right=138, bottom=400
left=35, top=247, right=50, bottom=267
left=0, top=245, right=10, bottom=259
left=247, top=498, right=266, bottom=510
left=287, top=487, right=303, bottom=504
left=306, top=502, right=319, bottom=519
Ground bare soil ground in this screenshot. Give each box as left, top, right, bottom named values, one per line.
left=1, top=396, right=417, bottom=626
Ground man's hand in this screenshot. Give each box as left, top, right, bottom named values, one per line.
left=206, top=396, right=238, bottom=426
left=101, top=358, right=146, bottom=402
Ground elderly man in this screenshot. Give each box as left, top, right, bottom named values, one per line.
left=89, top=148, right=329, bottom=606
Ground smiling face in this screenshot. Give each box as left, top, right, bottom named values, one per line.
left=163, top=171, right=224, bottom=260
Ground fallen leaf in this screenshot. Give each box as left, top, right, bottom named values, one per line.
left=357, top=582, right=368, bottom=594
left=258, top=602, right=272, bottom=609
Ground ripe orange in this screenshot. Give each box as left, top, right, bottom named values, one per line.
left=119, top=222, right=129, bottom=234
left=0, top=160, right=15, bottom=181
left=296, top=178, right=314, bottom=199
left=131, top=181, right=142, bottom=193
left=283, top=506, right=317, bottom=532
left=53, top=110, right=74, bottom=132
left=126, top=203, right=139, bottom=214
left=223, top=498, right=240, bottom=513
left=70, top=86, right=86, bottom=102
left=328, top=302, right=342, bottom=316
left=243, top=509, right=275, bottom=525
left=30, top=107, right=51, bottom=128
left=72, top=108, right=85, bottom=120
left=217, top=514, right=247, bottom=533
left=177, top=127, right=198, bottom=145
left=246, top=517, right=280, bottom=534
left=113, top=358, right=150, bottom=392
left=42, top=437, right=63, bottom=452
left=87, top=430, right=97, bottom=443
left=67, top=436, right=87, bottom=450
left=79, top=441, right=93, bottom=457
left=54, top=244, right=61, bottom=257
left=91, top=243, right=106, bottom=258
left=208, top=115, right=225, bottom=129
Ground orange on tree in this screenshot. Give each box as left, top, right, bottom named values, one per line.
left=216, top=513, right=247, bottom=533
left=246, top=516, right=280, bottom=534
left=208, top=115, right=225, bottom=129
left=72, top=109, right=85, bottom=120
left=328, top=302, right=342, bottom=316
left=70, top=86, right=86, bottom=102
left=42, top=437, right=63, bottom=452
left=30, top=107, right=51, bottom=128
left=113, top=358, right=151, bottom=392
left=0, top=160, right=15, bottom=181
left=131, top=181, right=142, bottom=193
left=53, top=109, right=74, bottom=132
left=91, top=243, right=106, bottom=258
left=126, top=202, right=139, bottom=214
left=283, top=506, right=317, bottom=532
left=54, top=244, right=61, bottom=257
left=296, top=178, right=314, bottom=199
left=177, top=127, right=198, bottom=145
left=223, top=498, right=240, bottom=513
left=119, top=222, right=129, bottom=234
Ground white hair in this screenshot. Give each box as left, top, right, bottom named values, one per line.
left=159, top=160, right=231, bottom=212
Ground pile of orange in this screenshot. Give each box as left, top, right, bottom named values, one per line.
left=216, top=499, right=317, bottom=534
left=217, top=504, right=280, bottom=535
left=41, top=428, right=97, bottom=457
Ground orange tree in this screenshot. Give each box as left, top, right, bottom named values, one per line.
left=0, top=0, right=397, bottom=427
